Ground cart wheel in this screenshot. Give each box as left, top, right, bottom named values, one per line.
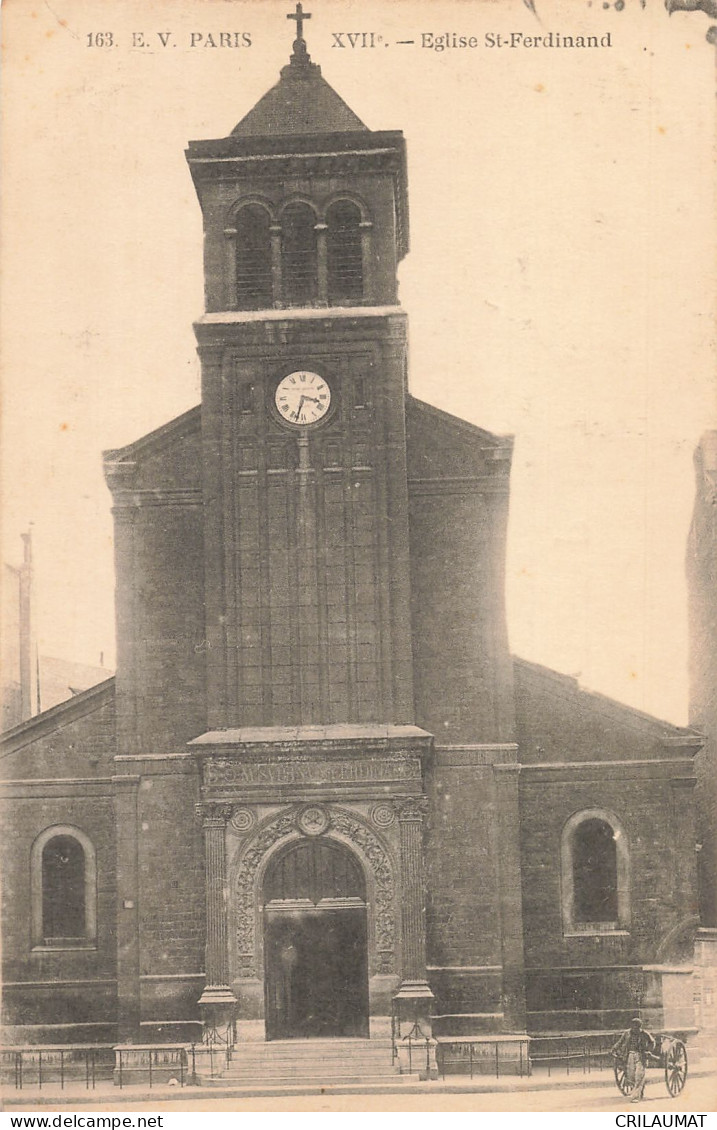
left=614, top=1060, right=632, bottom=1096
left=664, top=1040, right=688, bottom=1097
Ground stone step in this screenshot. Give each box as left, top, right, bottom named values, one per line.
left=228, top=1053, right=392, bottom=1062
left=229, top=1058, right=394, bottom=1071
left=198, top=1038, right=401, bottom=1086
left=232, top=1043, right=392, bottom=1059
left=234, top=1046, right=392, bottom=1058
left=240, top=1041, right=392, bottom=1048
left=225, top=1056, right=396, bottom=1069
left=203, top=1073, right=418, bottom=1087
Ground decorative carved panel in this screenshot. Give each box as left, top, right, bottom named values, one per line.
left=232, top=805, right=396, bottom=977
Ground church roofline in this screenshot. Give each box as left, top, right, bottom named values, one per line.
left=513, top=655, right=703, bottom=748
left=186, top=130, right=403, bottom=160
left=0, top=677, right=115, bottom=758
left=407, top=395, right=514, bottom=452
left=103, top=404, right=201, bottom=466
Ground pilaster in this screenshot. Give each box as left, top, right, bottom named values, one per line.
left=113, top=775, right=141, bottom=1041
left=493, top=762, right=527, bottom=1032
left=195, top=801, right=237, bottom=1036
left=671, top=777, right=699, bottom=922
left=315, top=222, right=328, bottom=304
left=392, top=795, right=436, bottom=1078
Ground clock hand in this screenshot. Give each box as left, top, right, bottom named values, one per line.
left=294, top=395, right=306, bottom=422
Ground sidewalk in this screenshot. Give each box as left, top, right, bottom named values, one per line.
left=4, top=1058, right=716, bottom=1108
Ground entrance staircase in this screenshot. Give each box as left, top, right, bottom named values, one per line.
left=202, top=1038, right=414, bottom=1087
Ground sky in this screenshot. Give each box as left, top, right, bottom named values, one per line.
left=2, top=0, right=715, bottom=725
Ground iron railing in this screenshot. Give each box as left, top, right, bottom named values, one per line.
left=402, top=1021, right=432, bottom=1077
left=528, top=1032, right=617, bottom=1077
left=197, top=1019, right=236, bottom=1080
left=114, top=1045, right=189, bottom=1089
left=0, top=1045, right=114, bottom=1091
left=437, top=1038, right=529, bottom=1079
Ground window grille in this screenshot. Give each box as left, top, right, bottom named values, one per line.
left=327, top=201, right=363, bottom=305
left=281, top=204, right=318, bottom=307
left=235, top=205, right=273, bottom=310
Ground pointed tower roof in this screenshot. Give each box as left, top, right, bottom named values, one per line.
left=185, top=3, right=409, bottom=260
left=232, top=41, right=367, bottom=137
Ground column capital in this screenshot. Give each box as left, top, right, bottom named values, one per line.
left=112, top=774, right=141, bottom=790
left=670, top=777, right=697, bottom=790
left=195, top=801, right=234, bottom=828
left=394, top=795, right=429, bottom=823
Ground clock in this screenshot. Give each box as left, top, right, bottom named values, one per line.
left=274, top=371, right=331, bottom=427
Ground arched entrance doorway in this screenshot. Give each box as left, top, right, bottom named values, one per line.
left=263, top=838, right=370, bottom=1040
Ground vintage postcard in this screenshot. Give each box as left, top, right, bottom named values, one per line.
left=1, top=0, right=715, bottom=1115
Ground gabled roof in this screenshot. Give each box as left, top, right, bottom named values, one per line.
left=513, top=656, right=702, bottom=749
left=407, top=395, right=513, bottom=450
left=0, top=677, right=115, bottom=758
left=232, top=49, right=367, bottom=138
left=103, top=405, right=200, bottom=466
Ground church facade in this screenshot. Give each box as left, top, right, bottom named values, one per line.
left=0, top=18, right=703, bottom=1068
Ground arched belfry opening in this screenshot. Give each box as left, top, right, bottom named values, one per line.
left=327, top=200, right=363, bottom=305
left=263, top=837, right=370, bottom=1040
left=280, top=203, right=318, bottom=307
left=235, top=204, right=273, bottom=310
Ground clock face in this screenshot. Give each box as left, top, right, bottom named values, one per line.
left=274, top=371, right=331, bottom=426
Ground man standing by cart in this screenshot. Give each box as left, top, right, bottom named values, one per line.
left=612, top=1017, right=657, bottom=1102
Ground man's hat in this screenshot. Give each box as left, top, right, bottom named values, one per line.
left=630, top=1017, right=643, bottom=1027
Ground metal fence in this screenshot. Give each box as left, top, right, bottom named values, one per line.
left=436, top=1031, right=620, bottom=1079
left=527, top=1033, right=618, bottom=1077
left=1, top=1040, right=242, bottom=1091
left=0, top=1046, right=114, bottom=1091
left=437, top=1039, right=530, bottom=1079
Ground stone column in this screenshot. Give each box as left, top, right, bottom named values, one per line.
left=392, top=796, right=436, bottom=1078
left=315, top=222, right=328, bottom=305
left=270, top=224, right=282, bottom=307
left=223, top=227, right=237, bottom=309
left=359, top=220, right=373, bottom=302
left=196, top=802, right=237, bottom=1038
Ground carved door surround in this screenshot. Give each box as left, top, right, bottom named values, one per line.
left=190, top=725, right=435, bottom=1018
left=227, top=802, right=399, bottom=980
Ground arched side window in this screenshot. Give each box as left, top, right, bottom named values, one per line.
left=326, top=201, right=363, bottom=306
left=561, top=809, right=629, bottom=934
left=30, top=825, right=97, bottom=948
left=281, top=203, right=318, bottom=307
left=235, top=204, right=273, bottom=310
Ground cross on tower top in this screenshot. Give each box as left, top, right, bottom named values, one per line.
left=287, top=2, right=311, bottom=41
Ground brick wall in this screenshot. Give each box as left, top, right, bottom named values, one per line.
left=514, top=659, right=700, bottom=1030
left=406, top=398, right=515, bottom=745
left=0, top=688, right=118, bottom=1038
left=197, top=314, right=414, bottom=729
left=108, top=414, right=207, bottom=753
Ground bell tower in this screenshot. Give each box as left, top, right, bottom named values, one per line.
left=186, top=10, right=414, bottom=731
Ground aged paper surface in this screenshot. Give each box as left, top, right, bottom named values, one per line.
left=2, top=0, right=716, bottom=1115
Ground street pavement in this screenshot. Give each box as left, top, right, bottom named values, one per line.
left=3, top=1062, right=716, bottom=1113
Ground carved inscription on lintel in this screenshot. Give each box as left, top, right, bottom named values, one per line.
left=205, top=757, right=421, bottom=787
